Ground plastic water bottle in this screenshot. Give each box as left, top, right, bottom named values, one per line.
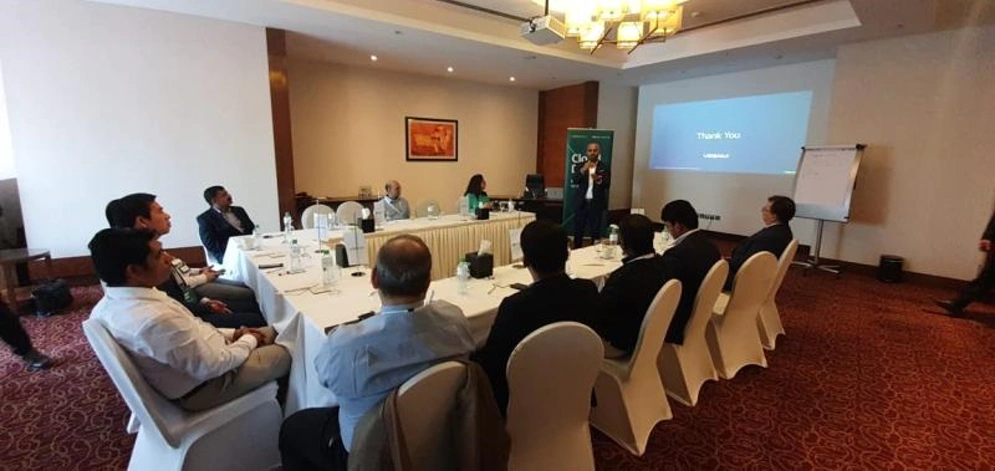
left=603, top=224, right=620, bottom=259
left=283, top=211, right=293, bottom=242
left=252, top=224, right=262, bottom=249
left=457, top=260, right=471, bottom=295
left=289, top=239, right=303, bottom=273
left=320, top=249, right=340, bottom=289
left=458, top=196, right=469, bottom=218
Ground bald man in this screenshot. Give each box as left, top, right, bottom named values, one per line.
left=379, top=180, right=410, bottom=221
left=279, top=235, right=475, bottom=468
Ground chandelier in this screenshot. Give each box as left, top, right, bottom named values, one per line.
left=548, top=0, right=689, bottom=53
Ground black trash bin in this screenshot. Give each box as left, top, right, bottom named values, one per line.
left=878, top=255, right=904, bottom=283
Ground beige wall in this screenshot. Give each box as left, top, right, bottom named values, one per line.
left=822, top=24, right=995, bottom=280
left=288, top=59, right=538, bottom=214
left=0, top=0, right=278, bottom=257
left=597, top=83, right=638, bottom=210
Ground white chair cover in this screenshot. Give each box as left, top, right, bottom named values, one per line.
left=396, top=361, right=467, bottom=471
left=82, top=319, right=282, bottom=471
left=706, top=252, right=776, bottom=379
left=757, top=239, right=798, bottom=350
left=591, top=279, right=681, bottom=456
left=336, top=201, right=364, bottom=224
left=301, top=203, right=334, bottom=229
left=659, top=260, right=728, bottom=407
left=714, top=240, right=799, bottom=350
left=506, top=322, right=603, bottom=471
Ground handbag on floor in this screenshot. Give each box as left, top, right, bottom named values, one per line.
left=32, top=279, right=73, bottom=317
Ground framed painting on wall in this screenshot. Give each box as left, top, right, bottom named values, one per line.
left=405, top=117, right=458, bottom=162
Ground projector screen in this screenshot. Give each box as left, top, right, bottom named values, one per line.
left=649, top=91, right=813, bottom=175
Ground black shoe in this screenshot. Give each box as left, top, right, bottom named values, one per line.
left=933, top=299, right=963, bottom=315
left=20, top=349, right=53, bottom=371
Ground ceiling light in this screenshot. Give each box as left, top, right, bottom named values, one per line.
left=447, top=66, right=454, bottom=73
left=558, top=0, right=687, bottom=53
left=616, top=21, right=641, bottom=49
left=509, top=76, right=516, bottom=82
left=370, top=55, right=378, bottom=62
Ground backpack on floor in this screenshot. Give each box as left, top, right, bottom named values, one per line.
left=31, top=279, right=73, bottom=317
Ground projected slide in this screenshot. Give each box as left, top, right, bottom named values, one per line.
left=649, top=91, right=813, bottom=174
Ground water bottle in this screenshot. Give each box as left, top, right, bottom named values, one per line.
left=603, top=224, right=620, bottom=259
left=320, top=249, right=340, bottom=289
left=457, top=259, right=471, bottom=295
left=374, top=203, right=386, bottom=227
left=252, top=224, right=262, bottom=250
left=283, top=211, right=293, bottom=242
left=315, top=212, right=326, bottom=243
left=458, top=196, right=469, bottom=218
left=289, top=239, right=303, bottom=273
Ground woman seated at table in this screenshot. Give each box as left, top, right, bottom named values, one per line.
left=464, top=174, right=493, bottom=211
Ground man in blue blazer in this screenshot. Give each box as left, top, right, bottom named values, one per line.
left=197, top=186, right=255, bottom=264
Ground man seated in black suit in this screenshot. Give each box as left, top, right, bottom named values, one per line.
left=598, top=214, right=674, bottom=358
left=725, top=195, right=795, bottom=290
left=197, top=185, right=256, bottom=264
left=473, top=220, right=600, bottom=415
left=659, top=200, right=722, bottom=345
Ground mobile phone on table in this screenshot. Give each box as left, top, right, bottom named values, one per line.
left=510, top=282, right=529, bottom=291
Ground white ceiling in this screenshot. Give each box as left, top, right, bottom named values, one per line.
left=89, top=0, right=995, bottom=89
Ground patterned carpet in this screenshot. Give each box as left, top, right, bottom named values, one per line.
left=2, top=269, right=994, bottom=470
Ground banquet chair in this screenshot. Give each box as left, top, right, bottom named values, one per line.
left=416, top=199, right=442, bottom=218
left=706, top=252, right=776, bottom=379
left=506, top=322, right=603, bottom=471
left=336, top=201, right=364, bottom=224
left=83, top=319, right=282, bottom=471
left=395, top=361, right=467, bottom=470
left=591, top=279, right=681, bottom=456
left=301, top=203, right=334, bottom=229
left=714, top=240, right=798, bottom=350
left=659, top=260, right=728, bottom=407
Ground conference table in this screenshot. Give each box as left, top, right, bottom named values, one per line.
left=224, top=211, right=535, bottom=282
left=221, top=221, right=625, bottom=414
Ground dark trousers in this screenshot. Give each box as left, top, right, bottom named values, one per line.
left=280, top=407, right=349, bottom=471
left=573, top=198, right=606, bottom=248
left=953, top=254, right=995, bottom=311
left=196, top=311, right=267, bottom=329
left=0, top=304, right=32, bottom=356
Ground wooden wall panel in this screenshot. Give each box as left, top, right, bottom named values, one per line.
left=28, top=246, right=207, bottom=282
left=267, top=28, right=297, bottom=220
left=536, top=81, right=599, bottom=187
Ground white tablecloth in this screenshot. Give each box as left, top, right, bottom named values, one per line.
left=222, top=225, right=623, bottom=413
left=224, top=211, right=534, bottom=282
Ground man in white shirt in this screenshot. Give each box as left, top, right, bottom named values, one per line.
left=379, top=180, right=410, bottom=221
left=88, top=228, right=290, bottom=411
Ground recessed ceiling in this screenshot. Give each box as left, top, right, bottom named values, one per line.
left=88, top=0, right=995, bottom=89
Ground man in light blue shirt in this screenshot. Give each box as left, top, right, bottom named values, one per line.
left=279, top=234, right=475, bottom=470
left=379, top=180, right=410, bottom=221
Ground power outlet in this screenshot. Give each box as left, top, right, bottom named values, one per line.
left=698, top=213, right=722, bottom=221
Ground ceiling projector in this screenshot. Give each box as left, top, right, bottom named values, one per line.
left=520, top=15, right=565, bottom=45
